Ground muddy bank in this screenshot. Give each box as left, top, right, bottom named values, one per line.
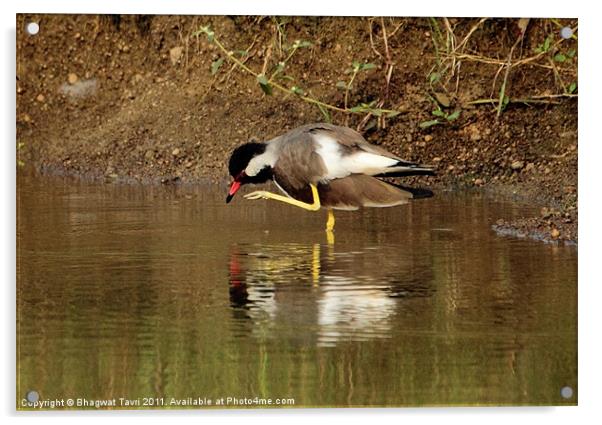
left=16, top=15, right=577, bottom=243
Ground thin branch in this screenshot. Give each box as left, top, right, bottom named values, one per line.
left=205, top=31, right=401, bottom=116
left=466, top=93, right=576, bottom=106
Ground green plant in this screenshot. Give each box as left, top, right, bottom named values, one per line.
left=534, top=35, right=552, bottom=54
left=425, top=18, right=578, bottom=117
left=193, top=25, right=402, bottom=124
left=419, top=95, right=461, bottom=129
left=337, top=61, right=376, bottom=110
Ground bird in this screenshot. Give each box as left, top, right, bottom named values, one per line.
left=225, top=123, right=435, bottom=233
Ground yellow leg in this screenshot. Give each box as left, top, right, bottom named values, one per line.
left=326, top=230, right=335, bottom=245
left=311, top=243, right=320, bottom=286
left=325, top=209, right=335, bottom=244
left=244, top=183, right=321, bottom=211
left=326, top=209, right=335, bottom=232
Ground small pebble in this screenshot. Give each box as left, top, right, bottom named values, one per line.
left=511, top=160, right=524, bottom=170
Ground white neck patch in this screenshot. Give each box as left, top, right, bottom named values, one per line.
left=245, top=147, right=277, bottom=176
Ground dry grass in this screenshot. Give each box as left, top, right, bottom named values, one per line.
left=426, top=18, right=578, bottom=117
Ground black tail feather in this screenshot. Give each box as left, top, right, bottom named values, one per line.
left=382, top=180, right=434, bottom=199
left=374, top=169, right=436, bottom=178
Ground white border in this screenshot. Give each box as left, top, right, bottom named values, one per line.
left=3, top=1, right=600, bottom=424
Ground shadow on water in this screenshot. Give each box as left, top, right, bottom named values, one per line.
left=17, top=172, right=577, bottom=408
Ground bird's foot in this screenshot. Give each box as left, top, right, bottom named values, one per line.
left=244, top=191, right=271, bottom=200
left=243, top=185, right=321, bottom=211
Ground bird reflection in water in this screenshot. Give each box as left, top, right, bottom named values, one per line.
left=227, top=242, right=435, bottom=346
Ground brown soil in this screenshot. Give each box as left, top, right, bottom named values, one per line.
left=16, top=15, right=578, bottom=243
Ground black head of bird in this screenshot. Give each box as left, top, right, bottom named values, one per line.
left=226, top=141, right=273, bottom=203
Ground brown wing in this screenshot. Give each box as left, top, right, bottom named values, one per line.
left=320, top=175, right=414, bottom=210
left=274, top=173, right=414, bottom=211
left=272, top=129, right=327, bottom=190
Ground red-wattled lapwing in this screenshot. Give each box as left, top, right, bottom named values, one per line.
left=226, top=123, right=435, bottom=232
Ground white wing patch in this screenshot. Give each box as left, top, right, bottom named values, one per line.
left=314, top=133, right=398, bottom=180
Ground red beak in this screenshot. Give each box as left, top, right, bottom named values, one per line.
left=226, top=180, right=242, bottom=203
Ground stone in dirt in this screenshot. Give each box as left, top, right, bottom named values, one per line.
left=434, top=92, right=450, bottom=108
left=511, top=160, right=524, bottom=171
left=170, top=47, right=184, bottom=65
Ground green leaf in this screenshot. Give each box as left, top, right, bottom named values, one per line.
left=336, top=81, right=348, bottom=90
left=273, top=62, right=285, bottom=75
left=349, top=105, right=365, bottom=113
left=257, top=74, right=269, bottom=85
left=432, top=109, right=445, bottom=117
left=364, top=119, right=377, bottom=131
left=554, top=53, right=566, bottom=62
left=293, top=40, right=312, bottom=49
left=210, top=57, right=224, bottom=75
left=543, top=35, right=551, bottom=52
left=359, top=63, right=376, bottom=71
left=419, top=119, right=441, bottom=129
left=429, top=72, right=441, bottom=84
left=386, top=110, right=402, bottom=118
left=534, top=46, right=543, bottom=54
left=567, top=49, right=576, bottom=58
left=291, top=86, right=304, bottom=95
left=194, top=26, right=215, bottom=42
left=446, top=110, right=461, bottom=121
left=568, top=82, right=577, bottom=93
left=256, top=74, right=273, bottom=95
left=317, top=104, right=331, bottom=123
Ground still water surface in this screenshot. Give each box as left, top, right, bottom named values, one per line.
left=17, top=174, right=577, bottom=408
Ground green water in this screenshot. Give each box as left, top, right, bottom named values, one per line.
left=16, top=173, right=577, bottom=409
